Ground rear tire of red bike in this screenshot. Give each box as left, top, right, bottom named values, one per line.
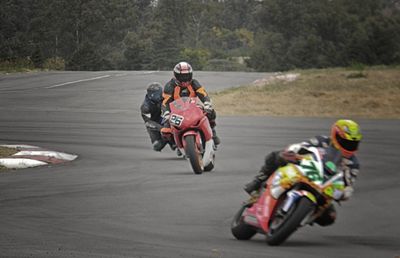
left=266, top=197, right=314, bottom=246
left=184, top=135, right=203, bottom=174
left=231, top=205, right=257, bottom=240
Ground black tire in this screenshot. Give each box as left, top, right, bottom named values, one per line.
left=266, top=197, right=314, bottom=246
left=231, top=205, right=257, bottom=240
left=184, top=135, right=203, bottom=174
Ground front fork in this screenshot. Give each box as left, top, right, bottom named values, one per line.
left=280, top=190, right=317, bottom=226
left=182, top=131, right=203, bottom=152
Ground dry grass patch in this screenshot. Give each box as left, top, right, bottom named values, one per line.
left=211, top=67, right=400, bottom=119
left=0, top=146, right=18, bottom=170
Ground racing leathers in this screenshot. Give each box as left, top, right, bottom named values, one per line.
left=140, top=94, right=167, bottom=151
left=244, top=135, right=360, bottom=226
left=161, top=78, right=220, bottom=145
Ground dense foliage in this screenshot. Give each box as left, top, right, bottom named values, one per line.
left=1, top=0, right=399, bottom=71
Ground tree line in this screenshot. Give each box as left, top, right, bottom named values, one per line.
left=1, top=0, right=399, bottom=72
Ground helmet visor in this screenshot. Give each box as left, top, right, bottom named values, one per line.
left=175, top=72, right=192, bottom=83
left=336, top=132, right=359, bottom=151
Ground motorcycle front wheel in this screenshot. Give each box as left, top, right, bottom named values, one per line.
left=184, top=135, right=203, bottom=174
left=266, top=197, right=314, bottom=246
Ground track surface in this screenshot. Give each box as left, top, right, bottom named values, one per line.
left=0, top=71, right=399, bottom=258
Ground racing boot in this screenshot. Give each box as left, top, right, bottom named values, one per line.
left=153, top=139, right=167, bottom=152
left=314, top=204, right=337, bottom=226
left=244, top=174, right=269, bottom=195
left=169, top=142, right=177, bottom=151
left=212, top=127, right=221, bottom=146
left=244, top=178, right=262, bottom=195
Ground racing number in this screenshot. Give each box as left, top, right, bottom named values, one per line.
left=305, top=170, right=321, bottom=182
left=170, top=114, right=184, bottom=126
left=301, top=162, right=322, bottom=182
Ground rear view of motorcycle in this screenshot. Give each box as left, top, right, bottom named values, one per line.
left=163, top=97, right=216, bottom=174
left=231, top=146, right=346, bottom=245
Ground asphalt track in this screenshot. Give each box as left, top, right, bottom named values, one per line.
left=0, top=71, right=399, bottom=258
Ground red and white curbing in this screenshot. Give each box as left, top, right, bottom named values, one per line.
left=0, top=144, right=78, bottom=169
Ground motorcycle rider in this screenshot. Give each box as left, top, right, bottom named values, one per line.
left=160, top=61, right=220, bottom=145
left=140, top=82, right=168, bottom=152
left=244, top=119, right=362, bottom=226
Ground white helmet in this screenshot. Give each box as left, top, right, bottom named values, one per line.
left=173, top=61, right=193, bottom=83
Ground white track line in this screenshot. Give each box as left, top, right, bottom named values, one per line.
left=1, top=144, right=40, bottom=149
left=46, top=75, right=111, bottom=89
left=141, top=71, right=159, bottom=74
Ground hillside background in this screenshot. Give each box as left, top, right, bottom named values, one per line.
left=1, top=0, right=400, bottom=72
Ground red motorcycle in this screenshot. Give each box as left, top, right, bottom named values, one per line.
left=163, top=97, right=216, bottom=174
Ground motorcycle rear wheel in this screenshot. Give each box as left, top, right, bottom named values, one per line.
left=184, top=135, right=203, bottom=174
left=266, top=197, right=314, bottom=246
left=231, top=205, right=257, bottom=240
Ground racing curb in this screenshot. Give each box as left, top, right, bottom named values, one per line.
left=0, top=144, right=78, bottom=169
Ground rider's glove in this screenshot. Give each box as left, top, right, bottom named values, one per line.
left=341, top=186, right=354, bottom=200
left=333, top=186, right=353, bottom=201
left=161, top=110, right=170, bottom=121
left=203, top=101, right=213, bottom=113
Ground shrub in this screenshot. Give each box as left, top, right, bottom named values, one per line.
left=0, top=58, right=35, bottom=72
left=43, top=57, right=65, bottom=70
left=347, top=62, right=367, bottom=78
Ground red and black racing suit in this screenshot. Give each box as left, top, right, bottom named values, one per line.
left=161, top=78, right=218, bottom=140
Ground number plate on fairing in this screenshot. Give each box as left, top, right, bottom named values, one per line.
left=170, top=114, right=184, bottom=127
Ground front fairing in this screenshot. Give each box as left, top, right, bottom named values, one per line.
left=169, top=97, right=213, bottom=147
left=244, top=176, right=279, bottom=232
left=169, top=97, right=204, bottom=128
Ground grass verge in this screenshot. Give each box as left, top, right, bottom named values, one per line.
left=0, top=146, right=18, bottom=170
left=211, top=66, right=400, bottom=119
